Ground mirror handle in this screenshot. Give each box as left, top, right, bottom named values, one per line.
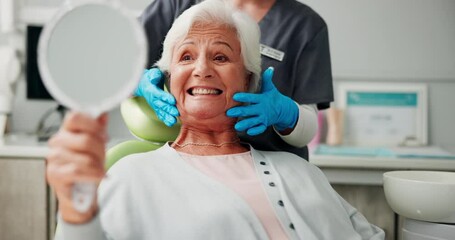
left=72, top=182, right=96, bottom=212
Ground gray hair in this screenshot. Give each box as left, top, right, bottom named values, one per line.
left=156, top=0, right=261, bottom=93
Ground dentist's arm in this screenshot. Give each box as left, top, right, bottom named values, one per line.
left=277, top=103, right=318, bottom=148
left=47, top=112, right=108, bottom=239
left=226, top=67, right=317, bottom=147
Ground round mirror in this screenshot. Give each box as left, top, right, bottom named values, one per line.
left=38, top=1, right=147, bottom=116
left=38, top=1, right=148, bottom=212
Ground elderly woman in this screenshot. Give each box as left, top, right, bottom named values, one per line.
left=47, top=0, right=385, bottom=239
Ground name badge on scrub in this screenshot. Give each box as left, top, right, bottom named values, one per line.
left=260, top=44, right=284, bottom=62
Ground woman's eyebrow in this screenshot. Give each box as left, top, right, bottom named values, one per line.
left=177, top=41, right=195, bottom=51
left=213, top=41, right=233, bottom=51
left=176, top=40, right=234, bottom=52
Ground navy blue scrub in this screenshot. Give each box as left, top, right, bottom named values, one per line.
left=139, top=0, right=334, bottom=160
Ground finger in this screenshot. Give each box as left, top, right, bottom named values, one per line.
left=154, top=108, right=177, bottom=127
left=234, top=116, right=265, bottom=132
left=47, top=147, right=105, bottom=169
left=246, top=124, right=267, bottom=136
left=153, top=100, right=179, bottom=116
left=49, top=131, right=106, bottom=161
left=97, top=113, right=109, bottom=141
left=97, top=113, right=109, bottom=128
left=227, top=105, right=263, bottom=118
left=146, top=68, right=164, bottom=86
left=150, top=87, right=176, bottom=105
left=232, top=92, right=262, bottom=104
left=62, top=112, right=106, bottom=137
left=261, top=67, right=275, bottom=92
left=48, top=161, right=105, bottom=184
left=133, top=70, right=149, bottom=97
left=47, top=151, right=105, bottom=186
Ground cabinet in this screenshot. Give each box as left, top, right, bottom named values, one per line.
left=334, top=184, right=396, bottom=240
left=0, top=146, right=55, bottom=240
left=311, top=154, right=455, bottom=240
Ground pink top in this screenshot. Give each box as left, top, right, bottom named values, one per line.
left=178, top=151, right=288, bottom=240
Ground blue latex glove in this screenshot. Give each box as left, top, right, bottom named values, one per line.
left=134, top=68, right=179, bottom=127
left=226, top=67, right=298, bottom=136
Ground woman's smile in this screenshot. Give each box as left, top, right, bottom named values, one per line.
left=187, top=86, right=223, bottom=96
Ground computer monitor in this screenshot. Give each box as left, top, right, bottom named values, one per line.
left=26, top=25, right=53, bottom=100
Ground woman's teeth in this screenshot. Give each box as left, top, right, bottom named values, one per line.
left=190, top=88, right=221, bottom=95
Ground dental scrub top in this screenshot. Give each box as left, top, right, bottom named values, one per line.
left=139, top=0, right=334, bottom=160
left=56, top=144, right=385, bottom=240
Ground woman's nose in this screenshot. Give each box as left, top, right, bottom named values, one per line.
left=193, top=57, right=213, bottom=79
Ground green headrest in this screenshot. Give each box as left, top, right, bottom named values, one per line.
left=120, top=96, right=181, bottom=143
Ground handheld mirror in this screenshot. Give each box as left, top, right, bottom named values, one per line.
left=38, top=0, right=147, bottom=212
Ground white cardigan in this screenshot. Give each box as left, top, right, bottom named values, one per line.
left=57, top=144, right=385, bottom=240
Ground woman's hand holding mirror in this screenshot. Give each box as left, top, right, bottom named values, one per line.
left=47, top=113, right=108, bottom=223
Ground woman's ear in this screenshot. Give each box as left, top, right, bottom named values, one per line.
left=244, top=72, right=252, bottom=92
left=163, top=71, right=171, bottom=92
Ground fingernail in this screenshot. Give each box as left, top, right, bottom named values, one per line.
left=149, top=69, right=162, bottom=78
left=227, top=109, right=240, bottom=116
left=167, top=96, right=176, bottom=105
left=234, top=123, right=245, bottom=131
left=169, top=108, right=179, bottom=116
left=165, top=120, right=175, bottom=127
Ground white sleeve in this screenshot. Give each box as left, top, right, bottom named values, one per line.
left=338, top=195, right=386, bottom=240
left=274, top=103, right=318, bottom=148
left=55, top=214, right=108, bottom=240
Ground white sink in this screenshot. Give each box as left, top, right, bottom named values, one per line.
left=383, top=170, right=455, bottom=223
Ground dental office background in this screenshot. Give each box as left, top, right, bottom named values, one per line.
left=1, top=0, right=454, bottom=148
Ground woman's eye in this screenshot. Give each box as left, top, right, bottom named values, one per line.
left=214, top=55, right=228, bottom=62
left=180, top=54, right=192, bottom=61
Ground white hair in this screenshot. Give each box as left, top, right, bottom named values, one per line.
left=156, top=0, right=261, bottom=93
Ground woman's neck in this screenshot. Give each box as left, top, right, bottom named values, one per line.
left=232, top=0, right=276, bottom=22
left=171, top=125, right=248, bottom=155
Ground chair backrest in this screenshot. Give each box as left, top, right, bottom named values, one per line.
left=105, top=140, right=163, bottom=169
left=105, top=97, right=180, bottom=169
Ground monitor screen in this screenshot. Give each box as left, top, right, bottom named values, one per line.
left=26, top=25, right=53, bottom=100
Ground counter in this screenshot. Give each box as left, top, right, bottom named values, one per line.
left=309, top=153, right=455, bottom=185
left=0, top=134, right=133, bottom=159
left=0, top=134, right=48, bottom=158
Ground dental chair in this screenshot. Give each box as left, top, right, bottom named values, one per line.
left=105, top=96, right=181, bottom=169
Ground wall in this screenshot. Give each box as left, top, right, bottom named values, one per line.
left=1, top=0, right=153, bottom=139
left=2, top=0, right=455, bottom=146
left=302, top=0, right=455, bottom=148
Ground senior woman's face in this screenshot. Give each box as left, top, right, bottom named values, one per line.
left=169, top=23, right=250, bottom=128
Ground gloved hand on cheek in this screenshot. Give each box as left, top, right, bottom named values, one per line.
left=226, top=67, right=299, bottom=136
left=134, top=68, right=180, bottom=127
